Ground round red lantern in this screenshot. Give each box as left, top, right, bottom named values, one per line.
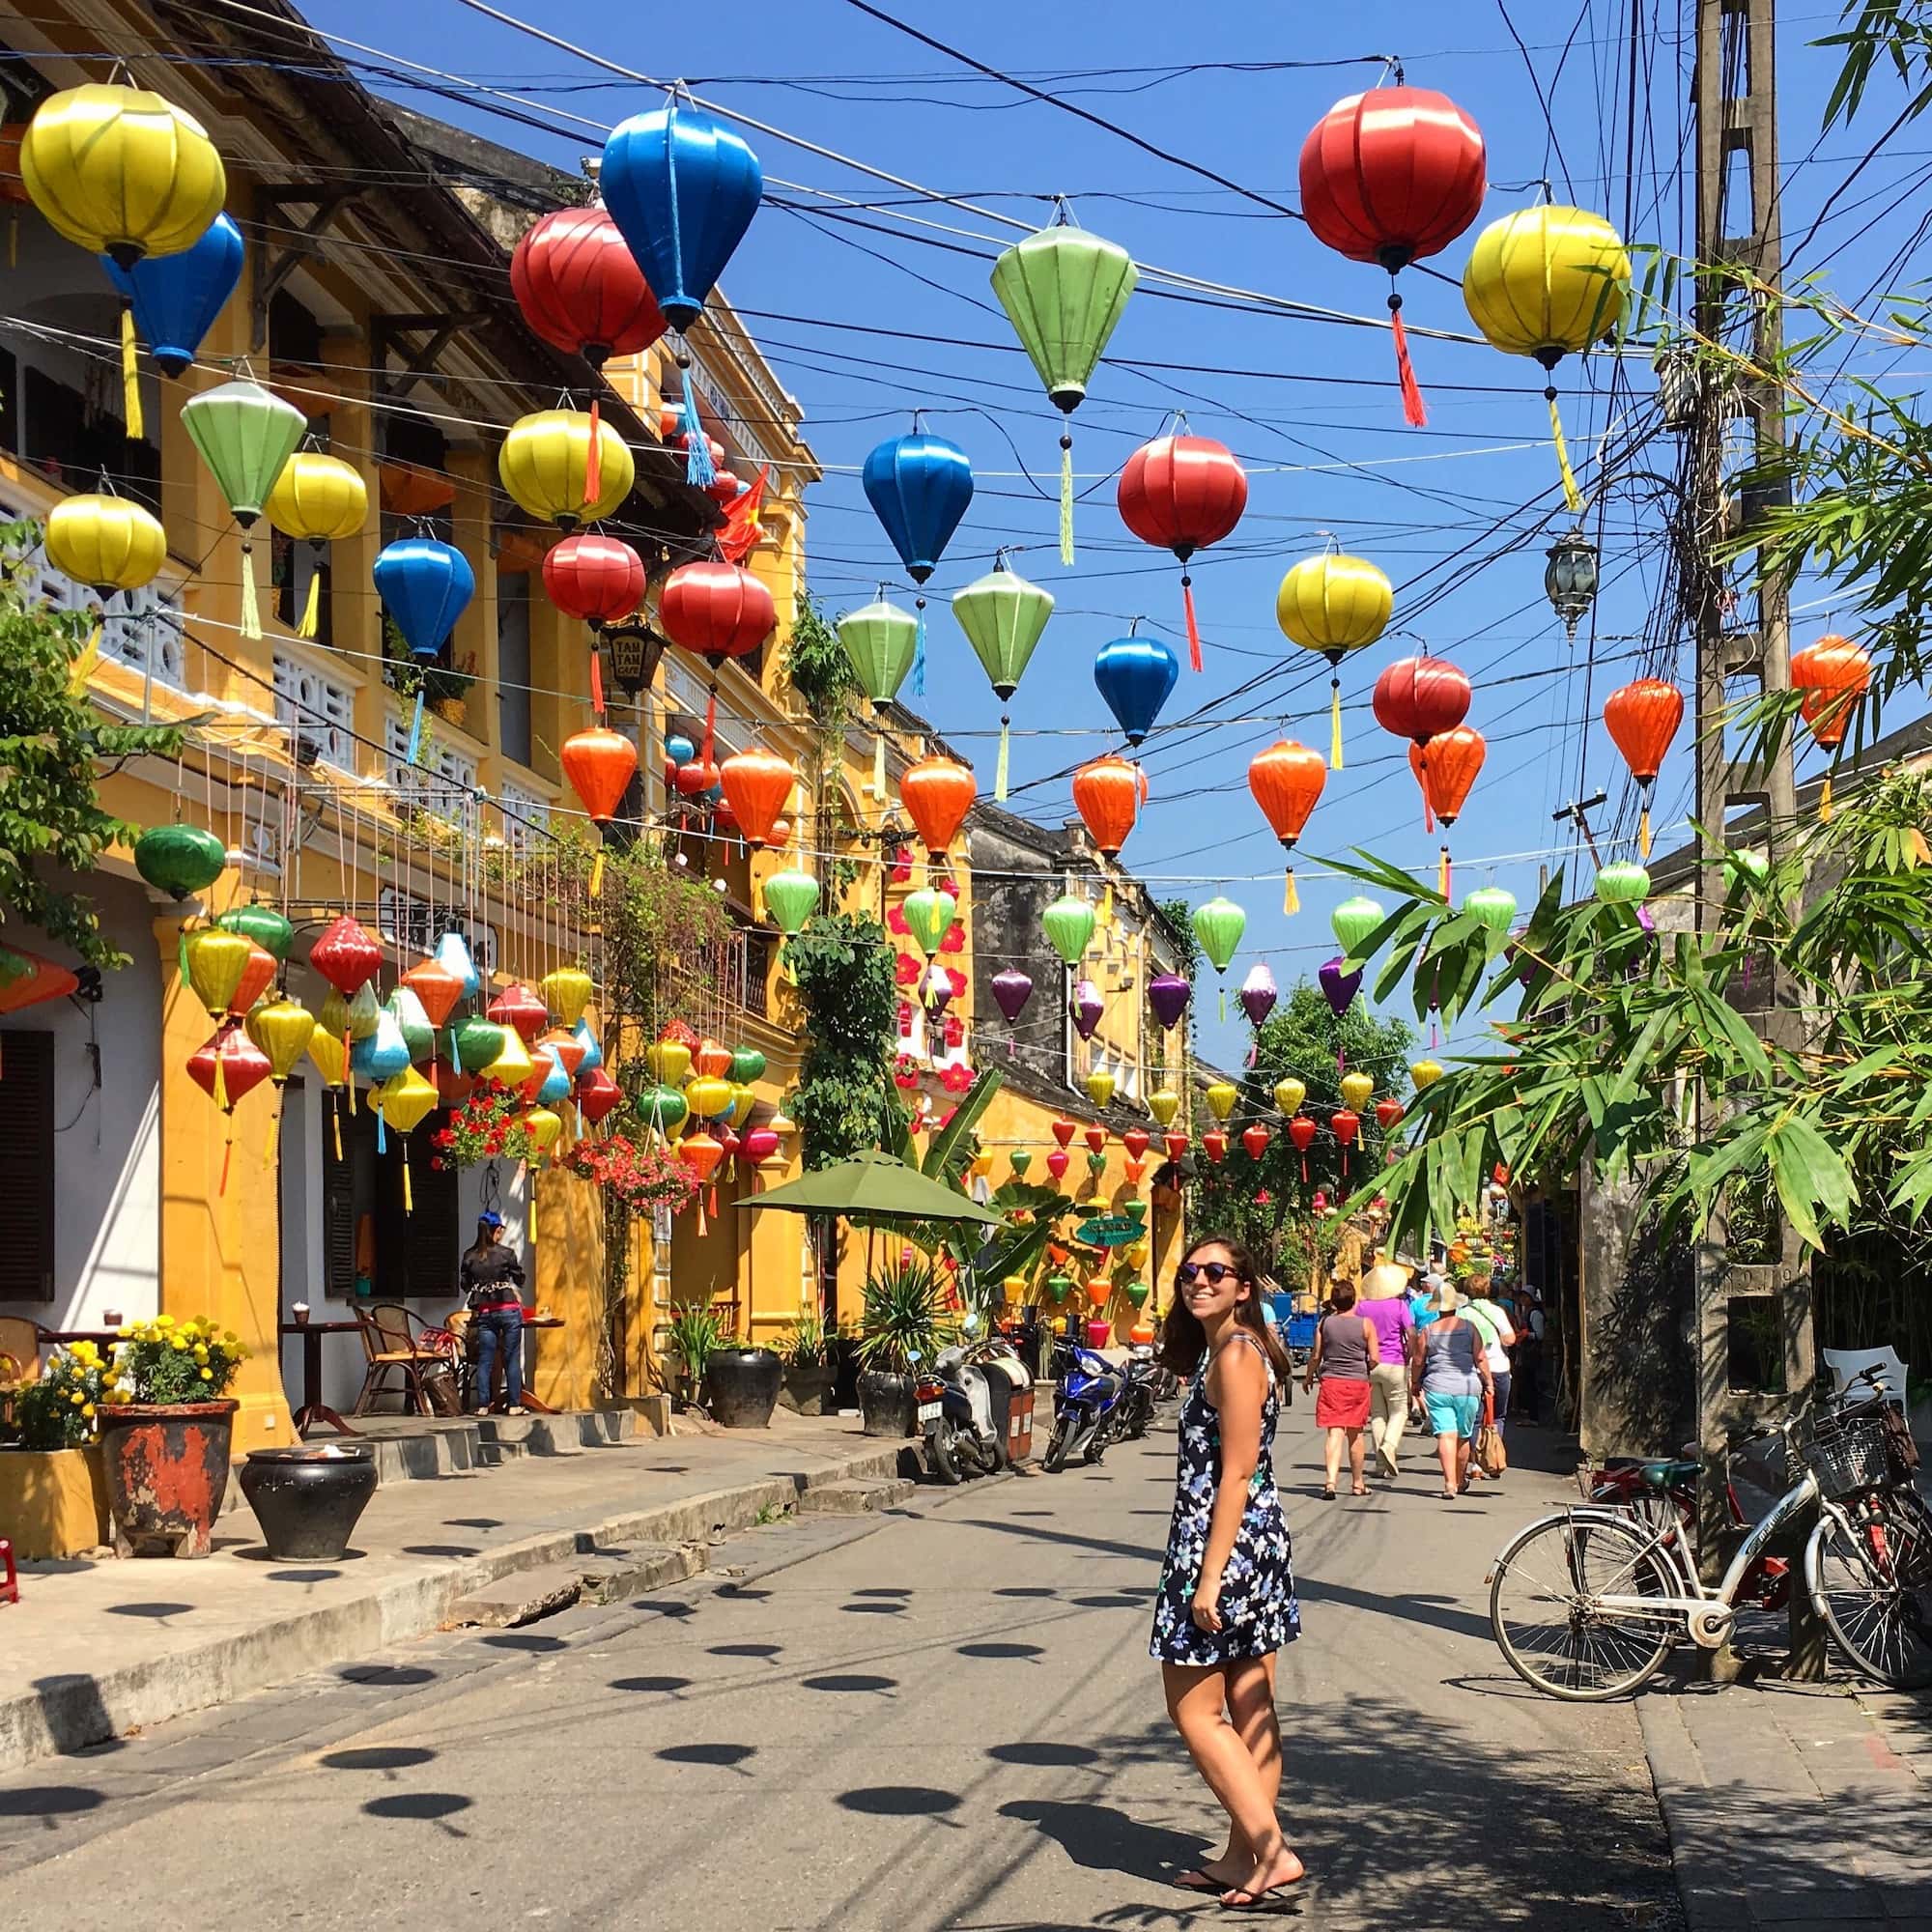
left=718, top=747, right=796, bottom=849
left=1299, top=86, right=1486, bottom=424
left=1247, top=739, right=1326, bottom=913
left=1071, top=753, right=1144, bottom=857
left=511, top=207, right=666, bottom=372
left=543, top=533, right=643, bottom=628
left=672, top=757, right=720, bottom=800
left=1116, top=434, right=1248, bottom=669
left=1604, top=676, right=1685, bottom=858
left=1374, top=654, right=1471, bottom=746
left=661, top=560, right=778, bottom=764
left=899, top=754, right=977, bottom=857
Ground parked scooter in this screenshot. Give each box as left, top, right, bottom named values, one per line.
left=1042, top=1337, right=1125, bottom=1471
left=1114, top=1342, right=1161, bottom=1441
left=916, top=1345, right=1004, bottom=1483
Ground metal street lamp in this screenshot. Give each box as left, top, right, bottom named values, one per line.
left=1544, top=529, right=1600, bottom=642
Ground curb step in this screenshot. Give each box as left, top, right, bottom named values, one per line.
left=446, top=1544, right=705, bottom=1628
left=797, top=1477, right=916, bottom=1515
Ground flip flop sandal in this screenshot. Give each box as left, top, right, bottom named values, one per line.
left=1172, top=1869, right=1230, bottom=1893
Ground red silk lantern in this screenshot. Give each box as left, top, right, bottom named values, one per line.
left=1071, top=753, right=1144, bottom=857
left=1247, top=739, right=1326, bottom=913
left=1299, top=87, right=1487, bottom=425
left=900, top=754, right=977, bottom=857
left=1052, top=1119, right=1078, bottom=1149
left=310, top=915, right=382, bottom=998
left=1203, top=1129, right=1228, bottom=1164
left=1046, top=1148, right=1070, bottom=1182
left=672, top=757, right=720, bottom=800
left=1288, top=1113, right=1318, bottom=1182
left=1122, top=1127, right=1150, bottom=1160
left=1790, top=634, right=1872, bottom=817
left=1116, top=434, right=1248, bottom=670
left=543, top=529, right=645, bottom=696
left=561, top=726, right=638, bottom=824
left=704, top=467, right=742, bottom=505
left=1083, top=1124, right=1106, bottom=1154
left=1408, top=723, right=1486, bottom=898
left=660, top=560, right=778, bottom=764
left=1330, top=1108, right=1361, bottom=1177
left=0, top=948, right=78, bottom=1017
left=719, top=747, right=796, bottom=848
left=187, top=1020, right=272, bottom=1194
left=511, top=207, right=666, bottom=371
left=1241, top=1123, right=1271, bottom=1160
left=1604, top=676, right=1684, bottom=858
left=1374, top=654, right=1470, bottom=745
left=227, top=942, right=277, bottom=1017
left=1375, top=1096, right=1406, bottom=1132
left=488, top=981, right=550, bottom=1044
left=1163, top=1130, right=1189, bottom=1163
left=578, top=1064, right=623, bottom=1125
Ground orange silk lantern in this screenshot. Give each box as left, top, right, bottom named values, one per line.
left=561, top=725, right=639, bottom=893
left=401, top=957, right=463, bottom=1031
left=1789, top=634, right=1873, bottom=818
left=1603, top=676, right=1684, bottom=858
left=227, top=942, right=277, bottom=1017
left=1247, top=739, right=1326, bottom=912
left=899, top=754, right=977, bottom=858
left=677, top=1130, right=725, bottom=1233
left=1408, top=724, right=1486, bottom=898
left=1125, top=1156, right=1147, bottom=1185
left=1071, top=753, right=1144, bottom=857
left=719, top=747, right=796, bottom=849
left=695, top=1037, right=733, bottom=1080
left=1086, top=1277, right=1111, bottom=1308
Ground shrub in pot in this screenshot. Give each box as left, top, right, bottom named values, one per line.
left=777, top=1311, right=835, bottom=1416
left=664, top=1305, right=722, bottom=1412
left=0, top=1344, right=112, bottom=1559
left=856, top=1256, right=953, bottom=1438
left=99, top=1318, right=247, bottom=1558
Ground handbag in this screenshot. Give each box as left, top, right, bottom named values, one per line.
left=1474, top=1390, right=1508, bottom=1478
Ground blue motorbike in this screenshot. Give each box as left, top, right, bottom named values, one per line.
left=1043, top=1340, right=1125, bottom=1472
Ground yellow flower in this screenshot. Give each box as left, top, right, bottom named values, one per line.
left=70, top=1389, right=85, bottom=1405
left=171, top=1337, right=187, bottom=1351
left=115, top=1324, right=132, bottom=1338
left=156, top=1315, right=174, bottom=1329
left=81, top=1403, right=96, bottom=1419
left=199, top=1367, right=213, bottom=1381
left=192, top=1345, right=209, bottom=1364
left=223, top=1330, right=239, bottom=1346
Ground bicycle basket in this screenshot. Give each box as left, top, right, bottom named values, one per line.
left=1804, top=1412, right=1891, bottom=1499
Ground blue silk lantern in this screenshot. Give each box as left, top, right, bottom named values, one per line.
left=862, top=426, right=974, bottom=697
left=374, top=537, right=475, bottom=763
left=601, top=101, right=761, bottom=488
left=1094, top=631, right=1179, bottom=748
left=434, top=925, right=479, bottom=1002
left=532, top=1045, right=572, bottom=1108
left=666, top=731, right=696, bottom=769
left=571, top=1016, right=603, bottom=1076
left=102, top=212, right=243, bottom=379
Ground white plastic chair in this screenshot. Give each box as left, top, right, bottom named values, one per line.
left=1823, top=1346, right=1909, bottom=1410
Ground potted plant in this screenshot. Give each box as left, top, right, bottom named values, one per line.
left=777, top=1312, right=834, bottom=1416
left=664, top=1305, right=722, bottom=1412
left=704, top=1337, right=783, bottom=1430
left=856, top=1254, right=952, bottom=1437
left=0, top=1343, right=112, bottom=1559
left=98, top=1318, right=247, bottom=1558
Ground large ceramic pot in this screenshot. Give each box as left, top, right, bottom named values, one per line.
left=97, top=1401, right=238, bottom=1558
left=858, top=1369, right=914, bottom=1438
left=781, top=1363, right=833, bottom=1417
left=0, top=1444, right=111, bottom=1559
left=704, top=1348, right=782, bottom=1430
left=238, top=1445, right=377, bottom=1560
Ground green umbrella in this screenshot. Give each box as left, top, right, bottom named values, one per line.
left=839, top=597, right=919, bottom=799
left=952, top=556, right=1054, bottom=801
left=990, top=217, right=1138, bottom=565
left=1042, top=894, right=1095, bottom=968
left=180, top=379, right=307, bottom=640
left=741, top=1148, right=1002, bottom=1223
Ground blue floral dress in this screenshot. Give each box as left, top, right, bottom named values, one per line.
left=1150, top=1334, right=1299, bottom=1664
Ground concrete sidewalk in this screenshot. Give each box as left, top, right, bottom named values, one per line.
left=0, top=1412, right=909, bottom=1774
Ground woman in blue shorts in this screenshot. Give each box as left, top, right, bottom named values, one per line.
left=1407, top=1283, right=1493, bottom=1499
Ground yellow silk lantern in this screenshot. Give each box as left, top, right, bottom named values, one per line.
left=265, top=453, right=367, bottom=638
left=183, top=926, right=251, bottom=1018
left=646, top=1038, right=693, bottom=1086
left=728, top=1082, right=756, bottom=1124
left=1340, top=1070, right=1374, bottom=1114
left=541, top=965, right=594, bottom=1026
left=306, top=1020, right=347, bottom=1087
left=685, top=1074, right=733, bottom=1121
left=1410, top=1058, right=1444, bottom=1091
left=20, top=85, right=226, bottom=265
left=1463, top=206, right=1631, bottom=512
left=1272, top=1076, right=1306, bottom=1116
left=1205, top=1079, right=1238, bottom=1123
left=1083, top=1068, right=1116, bottom=1109
left=1275, top=552, right=1392, bottom=766
left=376, top=1065, right=438, bottom=1211
left=498, top=410, right=635, bottom=529
left=482, top=1026, right=536, bottom=1088
left=246, top=997, right=316, bottom=1084
left=1148, top=1088, right=1180, bottom=1128
left=522, top=1105, right=565, bottom=1159
left=45, top=494, right=166, bottom=595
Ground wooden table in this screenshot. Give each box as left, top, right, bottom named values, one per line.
left=279, top=1319, right=361, bottom=1438
left=41, top=1329, right=122, bottom=1350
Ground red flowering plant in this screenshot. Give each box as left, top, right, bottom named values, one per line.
left=431, top=1079, right=529, bottom=1170
left=560, top=1132, right=697, bottom=1214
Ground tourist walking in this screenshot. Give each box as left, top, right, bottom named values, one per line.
left=1303, top=1282, right=1378, bottom=1498
left=1357, top=1256, right=1415, bottom=1480
left=1408, top=1284, right=1493, bottom=1498
left=1151, top=1236, right=1303, bottom=1909
left=462, top=1211, right=527, bottom=1415
left=1460, top=1277, right=1518, bottom=1480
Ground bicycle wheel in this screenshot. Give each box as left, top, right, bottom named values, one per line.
left=1808, top=1488, right=1932, bottom=1690
left=1490, top=1511, right=1681, bottom=1700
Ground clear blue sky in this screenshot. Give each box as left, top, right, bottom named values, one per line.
left=310, top=0, right=1916, bottom=1071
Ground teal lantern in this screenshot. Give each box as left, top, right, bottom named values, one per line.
left=1330, top=895, right=1385, bottom=960
left=763, top=867, right=819, bottom=933
left=1595, top=861, right=1651, bottom=906
left=179, top=378, right=307, bottom=641
left=1192, top=896, right=1247, bottom=1020
left=217, top=903, right=294, bottom=963
left=134, top=822, right=225, bottom=901
left=839, top=596, right=919, bottom=798
left=952, top=555, right=1054, bottom=801
left=1042, top=894, right=1096, bottom=968
left=903, top=887, right=957, bottom=958
left=1463, top=885, right=1518, bottom=936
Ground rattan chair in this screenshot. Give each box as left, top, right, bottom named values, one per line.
left=350, top=1303, right=448, bottom=1415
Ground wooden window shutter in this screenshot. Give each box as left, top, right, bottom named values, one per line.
left=0, top=1031, right=57, bottom=1301
left=399, top=1122, right=459, bottom=1302
left=320, top=1097, right=357, bottom=1300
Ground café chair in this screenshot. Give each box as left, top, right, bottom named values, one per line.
left=350, top=1303, right=452, bottom=1416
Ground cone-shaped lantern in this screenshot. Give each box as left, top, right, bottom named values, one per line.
left=1247, top=738, right=1326, bottom=912
left=952, top=555, right=1053, bottom=799
left=181, top=379, right=307, bottom=640
left=1191, top=897, right=1246, bottom=1018
left=1148, top=974, right=1190, bottom=1033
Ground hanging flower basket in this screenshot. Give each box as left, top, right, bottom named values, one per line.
left=560, top=1133, right=698, bottom=1215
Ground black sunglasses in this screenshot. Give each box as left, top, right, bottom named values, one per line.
left=1176, top=1261, right=1242, bottom=1287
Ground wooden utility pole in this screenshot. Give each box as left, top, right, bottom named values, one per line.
left=1690, top=0, right=1821, bottom=1673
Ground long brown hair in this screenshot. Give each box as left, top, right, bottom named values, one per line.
left=1158, top=1233, right=1292, bottom=1378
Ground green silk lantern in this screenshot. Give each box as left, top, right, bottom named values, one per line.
left=386, top=987, right=437, bottom=1065
left=1595, top=861, right=1651, bottom=906
left=1124, top=1280, right=1151, bottom=1308
left=952, top=555, right=1054, bottom=800
left=1191, top=895, right=1246, bottom=1017
left=450, top=1014, right=504, bottom=1075
left=838, top=597, right=919, bottom=798
left=134, top=822, right=225, bottom=901
left=762, top=867, right=819, bottom=933
left=729, top=1046, right=767, bottom=1086
left=1009, top=1148, right=1033, bottom=1177
left=990, top=214, right=1138, bottom=565
left=217, top=902, right=294, bottom=962
left=638, top=1082, right=690, bottom=1140
left=1725, top=848, right=1770, bottom=887
left=1042, top=894, right=1096, bottom=968
left=1463, top=885, right=1518, bottom=936
left=345, top=980, right=383, bottom=1041
left=1086, top=1149, right=1108, bottom=1176
left=179, top=379, right=308, bottom=640
left=1331, top=895, right=1384, bottom=961
left=903, top=887, right=957, bottom=958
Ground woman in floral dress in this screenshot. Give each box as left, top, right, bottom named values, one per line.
left=1150, top=1234, right=1303, bottom=1908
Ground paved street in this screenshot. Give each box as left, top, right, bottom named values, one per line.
left=0, top=1402, right=1679, bottom=1930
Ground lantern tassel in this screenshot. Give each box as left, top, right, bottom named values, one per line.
left=1283, top=865, right=1298, bottom=916
left=1820, top=772, right=1833, bottom=822
left=583, top=396, right=602, bottom=507
left=995, top=715, right=1010, bottom=802
left=708, top=1181, right=719, bottom=1219
left=872, top=724, right=887, bottom=799
left=700, top=684, right=717, bottom=769
left=1389, top=294, right=1427, bottom=429
left=1546, top=386, right=1582, bottom=514
left=1220, top=985, right=1227, bottom=1024
left=1181, top=573, right=1203, bottom=673
left=1329, top=677, right=1344, bottom=769
left=588, top=643, right=604, bottom=718
left=376, top=1097, right=386, bottom=1156
left=590, top=845, right=606, bottom=896
left=679, top=353, right=715, bottom=487
left=331, top=1093, right=343, bottom=1163
left=407, top=688, right=426, bottom=764
left=220, top=1121, right=233, bottom=1196
left=1439, top=844, right=1452, bottom=902
left=1059, top=434, right=1075, bottom=567
left=696, top=1195, right=706, bottom=1238
left=264, top=1095, right=280, bottom=1171
left=1639, top=805, right=1652, bottom=859
left=911, top=598, right=926, bottom=697
left=121, top=305, right=143, bottom=440
left=239, top=535, right=261, bottom=639
left=213, top=1045, right=228, bottom=1115
left=298, top=554, right=322, bottom=639
left=403, top=1143, right=413, bottom=1214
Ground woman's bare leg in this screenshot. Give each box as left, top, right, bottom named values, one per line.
left=1322, top=1426, right=1344, bottom=1490
left=1435, top=1427, right=1460, bottom=1493
left=1348, top=1428, right=1368, bottom=1492
left=1162, top=1662, right=1290, bottom=1897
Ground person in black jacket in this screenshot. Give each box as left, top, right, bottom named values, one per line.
left=462, top=1212, right=527, bottom=1414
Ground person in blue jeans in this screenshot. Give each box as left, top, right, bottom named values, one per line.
left=462, top=1212, right=527, bottom=1414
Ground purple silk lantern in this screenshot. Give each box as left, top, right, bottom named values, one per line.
left=923, top=963, right=955, bottom=1014
left=1319, top=955, right=1362, bottom=1018
left=1148, top=972, right=1191, bottom=1032
left=1070, top=979, right=1104, bottom=1041
left=992, top=967, right=1033, bottom=1024
left=1238, top=962, right=1278, bottom=1029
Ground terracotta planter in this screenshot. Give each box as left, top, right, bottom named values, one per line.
left=97, top=1401, right=238, bottom=1558
left=0, top=1444, right=111, bottom=1559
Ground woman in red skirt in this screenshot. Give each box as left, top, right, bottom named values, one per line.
left=1302, top=1282, right=1378, bottom=1498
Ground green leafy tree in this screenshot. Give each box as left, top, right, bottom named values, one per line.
left=0, top=526, right=180, bottom=970
left=788, top=911, right=905, bottom=1167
